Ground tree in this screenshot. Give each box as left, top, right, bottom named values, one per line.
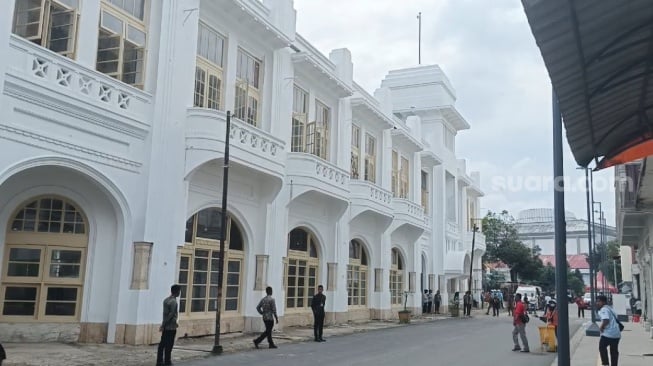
left=587, top=240, right=622, bottom=286
left=482, top=211, right=544, bottom=283
left=483, top=269, right=505, bottom=290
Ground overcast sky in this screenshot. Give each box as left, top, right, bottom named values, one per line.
left=294, top=0, right=616, bottom=226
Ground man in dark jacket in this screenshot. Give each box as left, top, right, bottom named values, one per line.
left=156, top=284, right=180, bottom=366
left=311, top=285, right=326, bottom=342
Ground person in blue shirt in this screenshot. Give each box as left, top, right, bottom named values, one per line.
left=597, top=295, right=621, bottom=366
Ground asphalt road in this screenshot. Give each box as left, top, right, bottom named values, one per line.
left=180, top=312, right=584, bottom=366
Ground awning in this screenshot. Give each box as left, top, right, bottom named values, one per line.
left=522, top=0, right=653, bottom=169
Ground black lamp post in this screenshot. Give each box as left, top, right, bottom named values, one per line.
left=212, top=111, right=232, bottom=355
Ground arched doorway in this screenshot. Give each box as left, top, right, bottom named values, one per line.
left=285, top=228, right=319, bottom=310
left=347, top=239, right=368, bottom=307
left=177, top=207, right=245, bottom=315
left=390, top=248, right=405, bottom=306
left=1, top=196, right=88, bottom=320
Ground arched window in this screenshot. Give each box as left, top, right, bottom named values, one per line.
left=177, top=208, right=244, bottom=315
left=2, top=197, right=88, bottom=320
left=347, top=240, right=368, bottom=307
left=390, top=248, right=404, bottom=306
left=285, top=228, right=319, bottom=309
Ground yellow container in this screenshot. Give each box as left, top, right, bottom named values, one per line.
left=538, top=326, right=557, bottom=352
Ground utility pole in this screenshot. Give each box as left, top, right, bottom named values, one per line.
left=417, top=12, right=422, bottom=65
left=212, top=111, right=232, bottom=355
left=552, top=90, right=570, bottom=366
left=467, top=223, right=479, bottom=293
left=584, top=167, right=599, bottom=336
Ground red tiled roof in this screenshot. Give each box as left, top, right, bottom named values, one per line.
left=539, top=254, right=589, bottom=269
left=485, top=261, right=509, bottom=270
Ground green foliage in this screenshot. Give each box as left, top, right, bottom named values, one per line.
left=482, top=210, right=544, bottom=283
left=483, top=269, right=505, bottom=290
left=586, top=240, right=622, bottom=286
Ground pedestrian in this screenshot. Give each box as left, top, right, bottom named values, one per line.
left=597, top=295, right=622, bottom=366
left=427, top=289, right=433, bottom=314
left=544, top=300, right=559, bottom=338
left=512, top=293, right=530, bottom=353
left=498, top=290, right=504, bottom=309
left=311, top=285, right=326, bottom=342
left=485, top=291, right=492, bottom=315
left=434, top=290, right=442, bottom=314
left=463, top=291, right=472, bottom=317
left=253, top=286, right=279, bottom=349
left=492, top=294, right=500, bottom=316
left=507, top=293, right=514, bottom=316
left=0, top=341, right=5, bottom=366
left=156, top=284, right=180, bottom=366
left=422, top=289, right=428, bottom=314
left=576, top=295, right=586, bottom=318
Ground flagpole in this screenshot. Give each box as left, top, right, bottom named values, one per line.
left=417, top=12, right=422, bottom=65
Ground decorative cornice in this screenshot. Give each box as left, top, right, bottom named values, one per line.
left=0, top=124, right=142, bottom=172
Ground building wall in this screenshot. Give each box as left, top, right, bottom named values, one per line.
left=0, top=0, right=484, bottom=343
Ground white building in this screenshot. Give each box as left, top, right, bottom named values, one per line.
left=0, top=0, right=484, bottom=344
left=516, top=208, right=616, bottom=256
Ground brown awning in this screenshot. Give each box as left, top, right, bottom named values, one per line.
left=522, top=0, right=653, bottom=169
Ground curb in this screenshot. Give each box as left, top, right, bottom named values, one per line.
left=549, top=322, right=587, bottom=366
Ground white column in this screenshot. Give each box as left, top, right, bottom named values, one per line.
left=76, top=0, right=101, bottom=69
left=0, top=0, right=16, bottom=91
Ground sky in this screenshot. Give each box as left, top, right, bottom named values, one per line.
left=294, top=0, right=616, bottom=226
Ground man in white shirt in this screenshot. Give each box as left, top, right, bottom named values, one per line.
left=597, top=295, right=621, bottom=366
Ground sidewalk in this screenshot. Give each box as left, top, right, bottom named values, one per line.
left=555, top=320, right=653, bottom=366
left=2, top=310, right=481, bottom=366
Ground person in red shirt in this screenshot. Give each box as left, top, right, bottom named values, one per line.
left=512, top=293, right=530, bottom=353
left=575, top=296, right=585, bottom=318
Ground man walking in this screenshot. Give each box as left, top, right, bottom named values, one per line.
left=597, top=295, right=621, bottom=366
left=512, top=293, right=530, bottom=353
left=311, top=285, right=326, bottom=342
left=156, top=284, right=180, bottom=366
left=434, top=290, right=442, bottom=314
left=463, top=291, right=472, bottom=317
left=254, top=286, right=279, bottom=349
left=485, top=291, right=492, bottom=315
left=507, top=293, right=514, bottom=316
left=492, top=294, right=500, bottom=317
left=576, top=295, right=586, bottom=318
left=422, top=290, right=428, bottom=314
left=427, top=290, right=433, bottom=314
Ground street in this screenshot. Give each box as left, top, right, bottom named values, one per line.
left=179, top=312, right=584, bottom=366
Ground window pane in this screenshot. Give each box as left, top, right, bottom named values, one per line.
left=127, top=24, right=145, bottom=46
left=196, top=208, right=222, bottom=240
left=46, top=287, right=77, bottom=301
left=122, top=40, right=144, bottom=85
left=288, top=229, right=308, bottom=252
left=194, top=67, right=206, bottom=108
left=3, top=286, right=37, bottom=316
left=97, top=29, right=121, bottom=76
left=226, top=286, right=238, bottom=298
left=225, top=299, right=238, bottom=311
left=207, top=74, right=221, bottom=110
left=13, top=0, right=43, bottom=39
left=191, top=300, right=205, bottom=312
left=101, top=11, right=123, bottom=34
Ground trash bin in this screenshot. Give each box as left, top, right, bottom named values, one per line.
left=538, top=325, right=557, bottom=352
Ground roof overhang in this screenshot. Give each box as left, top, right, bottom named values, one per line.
left=420, top=150, right=443, bottom=167
left=391, top=128, right=423, bottom=153
left=522, top=0, right=653, bottom=169
left=215, top=0, right=293, bottom=48
left=351, top=96, right=395, bottom=130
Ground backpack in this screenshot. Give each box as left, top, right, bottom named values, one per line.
left=520, top=313, right=530, bottom=324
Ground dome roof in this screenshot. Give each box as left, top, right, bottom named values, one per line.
left=517, top=208, right=576, bottom=223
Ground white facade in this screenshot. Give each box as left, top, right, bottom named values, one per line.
left=0, top=0, right=483, bottom=344
left=516, top=208, right=616, bottom=256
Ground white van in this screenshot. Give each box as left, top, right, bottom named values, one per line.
left=515, top=285, right=542, bottom=301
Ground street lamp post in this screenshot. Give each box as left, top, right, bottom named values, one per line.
left=212, top=111, right=232, bottom=355
left=582, top=168, right=599, bottom=333
left=467, top=223, right=479, bottom=293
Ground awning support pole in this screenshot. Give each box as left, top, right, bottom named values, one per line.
left=553, top=89, right=570, bottom=366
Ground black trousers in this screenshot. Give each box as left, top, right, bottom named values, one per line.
left=254, top=319, right=275, bottom=346
left=427, top=301, right=433, bottom=313
left=492, top=304, right=499, bottom=316
left=578, top=307, right=585, bottom=318
left=464, top=304, right=472, bottom=316
left=156, top=329, right=176, bottom=365
left=599, top=336, right=620, bottom=366
left=0, top=342, right=5, bottom=364
left=434, top=301, right=440, bottom=313
left=314, top=311, right=325, bottom=340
